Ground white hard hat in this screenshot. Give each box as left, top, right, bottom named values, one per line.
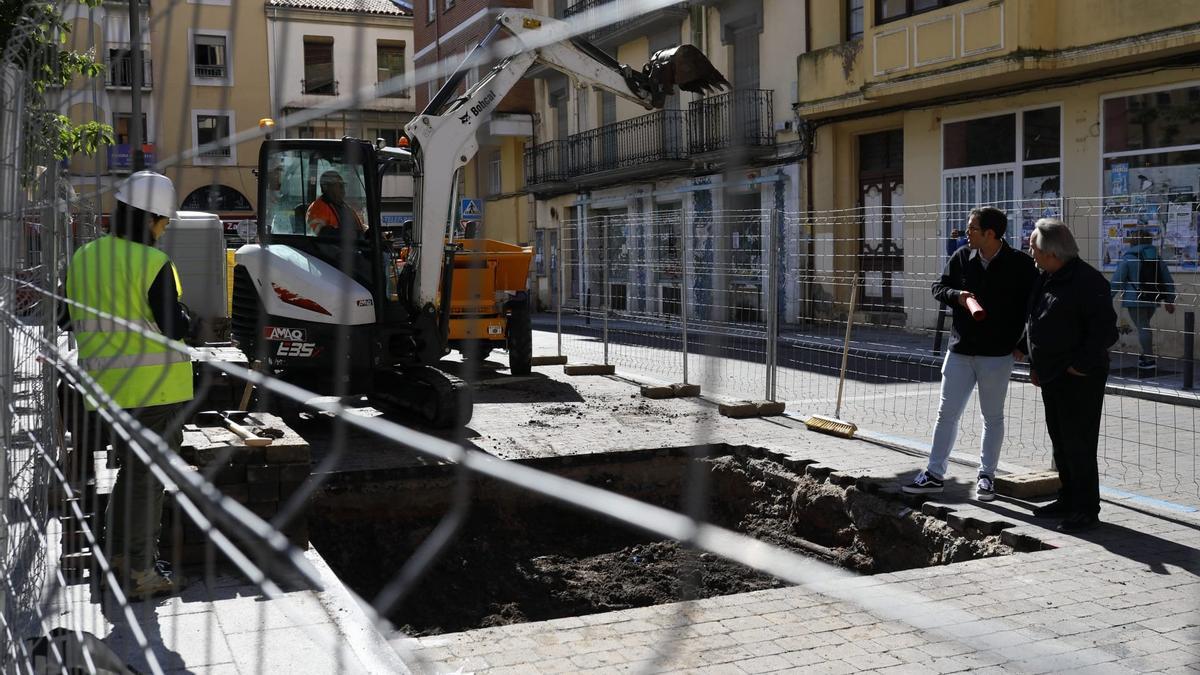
left=114, top=170, right=177, bottom=220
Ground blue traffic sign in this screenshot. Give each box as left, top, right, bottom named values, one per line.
left=460, top=198, right=483, bottom=221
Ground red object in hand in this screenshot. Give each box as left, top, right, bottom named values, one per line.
left=965, top=296, right=986, bottom=321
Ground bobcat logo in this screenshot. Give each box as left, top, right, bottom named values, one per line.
left=458, top=112, right=471, bottom=124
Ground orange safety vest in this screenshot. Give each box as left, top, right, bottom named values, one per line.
left=306, top=197, right=364, bottom=234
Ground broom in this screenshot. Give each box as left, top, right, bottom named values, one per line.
left=805, top=272, right=859, bottom=438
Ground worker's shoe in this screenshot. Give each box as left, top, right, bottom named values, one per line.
left=901, top=470, right=943, bottom=495
left=126, top=561, right=186, bottom=600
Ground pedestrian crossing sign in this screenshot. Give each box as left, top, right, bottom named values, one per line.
left=460, top=198, right=483, bottom=221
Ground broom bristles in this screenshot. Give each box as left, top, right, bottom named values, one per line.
left=805, top=414, right=857, bottom=438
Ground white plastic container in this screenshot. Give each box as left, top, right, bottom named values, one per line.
left=157, top=210, right=228, bottom=326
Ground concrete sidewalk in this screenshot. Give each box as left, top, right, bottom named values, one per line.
left=44, top=546, right=408, bottom=673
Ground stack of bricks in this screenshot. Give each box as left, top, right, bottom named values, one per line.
left=168, top=412, right=310, bottom=567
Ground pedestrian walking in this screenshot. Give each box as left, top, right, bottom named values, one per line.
left=903, top=207, right=1038, bottom=501
left=1110, top=229, right=1176, bottom=371
left=1021, top=218, right=1118, bottom=533
left=64, top=170, right=193, bottom=598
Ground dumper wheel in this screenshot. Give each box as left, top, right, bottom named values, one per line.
left=507, top=299, right=532, bottom=376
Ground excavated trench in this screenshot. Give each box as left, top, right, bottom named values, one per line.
left=310, top=446, right=1017, bottom=636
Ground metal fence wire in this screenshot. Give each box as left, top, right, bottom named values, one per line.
left=3, top=0, right=1199, bottom=673
left=552, top=201, right=1199, bottom=502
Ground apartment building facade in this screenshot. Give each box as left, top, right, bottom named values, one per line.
left=525, top=0, right=807, bottom=319
left=798, top=0, right=1200, bottom=342
left=413, top=0, right=535, bottom=246
left=61, top=1, right=156, bottom=216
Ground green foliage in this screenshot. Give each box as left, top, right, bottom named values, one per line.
left=2, top=0, right=112, bottom=177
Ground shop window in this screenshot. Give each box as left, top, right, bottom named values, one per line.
left=942, top=107, right=1061, bottom=251
left=1101, top=83, right=1200, bottom=271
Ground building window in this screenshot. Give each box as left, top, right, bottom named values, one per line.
left=426, top=0, right=435, bottom=22
left=488, top=150, right=502, bottom=195
left=303, top=37, right=336, bottom=95
left=846, top=0, right=864, bottom=41
left=877, top=0, right=966, bottom=24
left=192, top=34, right=228, bottom=80
left=445, top=0, right=454, bottom=9
left=1100, top=83, right=1200, bottom=271
left=377, top=41, right=407, bottom=98
left=942, top=107, right=1061, bottom=252
left=193, top=110, right=235, bottom=164
left=112, top=113, right=147, bottom=145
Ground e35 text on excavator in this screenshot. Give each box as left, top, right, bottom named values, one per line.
left=230, top=10, right=729, bottom=428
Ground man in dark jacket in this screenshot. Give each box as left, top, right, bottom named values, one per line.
left=903, top=207, right=1038, bottom=501
left=1021, top=218, right=1118, bottom=532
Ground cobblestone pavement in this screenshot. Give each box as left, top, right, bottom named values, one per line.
left=394, top=330, right=1200, bottom=674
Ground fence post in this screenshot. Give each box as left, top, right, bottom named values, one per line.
left=680, top=210, right=690, bottom=385
left=1184, top=311, right=1195, bottom=391
left=556, top=215, right=563, bottom=357
left=602, top=216, right=609, bottom=366
left=0, top=63, right=24, bottom=639
left=765, top=209, right=780, bottom=402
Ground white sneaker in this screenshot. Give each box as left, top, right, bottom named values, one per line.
left=976, top=475, right=995, bottom=502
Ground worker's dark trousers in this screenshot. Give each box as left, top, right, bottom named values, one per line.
left=1040, top=370, right=1107, bottom=518
left=105, top=403, right=184, bottom=572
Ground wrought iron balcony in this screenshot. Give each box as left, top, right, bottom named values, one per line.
left=105, top=55, right=153, bottom=88
left=524, top=140, right=573, bottom=186
left=562, top=0, right=690, bottom=45
left=688, top=89, right=775, bottom=155
left=571, top=109, right=687, bottom=175
left=525, top=109, right=688, bottom=189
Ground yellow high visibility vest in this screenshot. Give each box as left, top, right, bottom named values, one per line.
left=65, top=235, right=193, bottom=409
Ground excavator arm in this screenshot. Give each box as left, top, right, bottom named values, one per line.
left=403, top=10, right=728, bottom=320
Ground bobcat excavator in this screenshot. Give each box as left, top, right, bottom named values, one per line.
left=230, top=10, right=729, bottom=427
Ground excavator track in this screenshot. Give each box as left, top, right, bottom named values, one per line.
left=373, top=365, right=473, bottom=429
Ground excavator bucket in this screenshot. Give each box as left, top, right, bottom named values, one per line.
left=644, top=44, right=731, bottom=99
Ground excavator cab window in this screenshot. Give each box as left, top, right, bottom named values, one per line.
left=262, top=147, right=368, bottom=239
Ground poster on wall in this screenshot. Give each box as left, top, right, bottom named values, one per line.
left=1109, top=162, right=1129, bottom=196
left=1100, top=192, right=1199, bottom=270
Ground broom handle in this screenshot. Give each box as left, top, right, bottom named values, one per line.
left=835, top=272, right=859, bottom=419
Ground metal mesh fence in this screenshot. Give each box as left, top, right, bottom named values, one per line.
left=3, top=0, right=1198, bottom=672
left=553, top=199, right=1200, bottom=502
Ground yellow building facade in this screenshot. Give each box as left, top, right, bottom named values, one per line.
left=798, top=0, right=1200, bottom=343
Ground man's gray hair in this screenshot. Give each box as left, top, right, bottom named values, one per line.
left=1032, top=218, right=1079, bottom=261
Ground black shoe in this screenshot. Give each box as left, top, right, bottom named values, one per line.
left=901, top=470, right=944, bottom=494
left=1032, top=500, right=1071, bottom=517
left=1056, top=514, right=1101, bottom=533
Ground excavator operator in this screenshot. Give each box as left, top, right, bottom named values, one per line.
left=306, top=170, right=365, bottom=237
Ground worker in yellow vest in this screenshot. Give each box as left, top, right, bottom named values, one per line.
left=65, top=170, right=192, bottom=599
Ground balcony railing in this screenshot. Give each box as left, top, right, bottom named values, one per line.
left=572, top=109, right=687, bottom=174
left=525, top=140, right=572, bottom=185
left=302, top=78, right=338, bottom=95
left=524, top=92, right=777, bottom=189
left=689, top=88, right=774, bottom=155
left=194, top=63, right=226, bottom=79
left=525, top=109, right=688, bottom=186
left=105, top=56, right=152, bottom=87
